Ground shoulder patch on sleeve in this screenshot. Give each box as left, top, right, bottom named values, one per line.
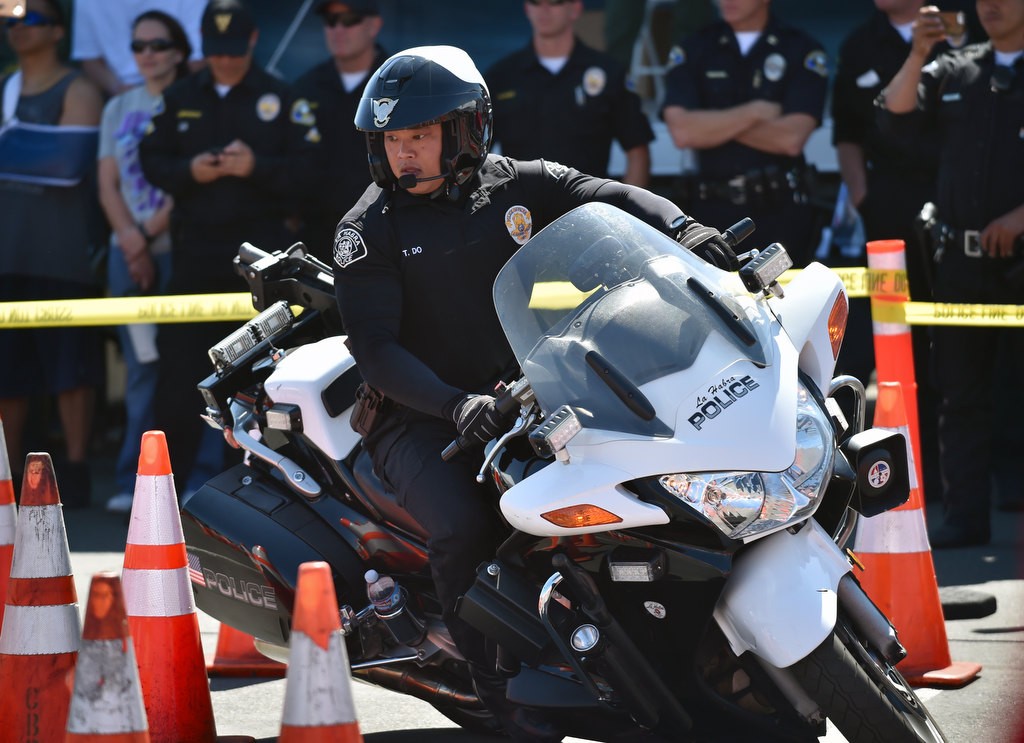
left=544, top=160, right=570, bottom=179
left=804, top=50, right=829, bottom=78
left=333, top=227, right=368, bottom=268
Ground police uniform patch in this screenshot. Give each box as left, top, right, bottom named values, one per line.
left=583, top=66, right=606, bottom=97
left=333, top=227, right=368, bottom=268
left=544, top=160, right=570, bottom=179
left=305, top=127, right=322, bottom=143
left=804, top=50, right=828, bottom=78
left=764, top=53, right=786, bottom=82
left=290, top=98, right=315, bottom=126
left=257, top=93, right=281, bottom=121
left=505, top=206, right=532, bottom=246
left=667, top=45, right=685, bottom=68
left=372, top=97, right=398, bottom=128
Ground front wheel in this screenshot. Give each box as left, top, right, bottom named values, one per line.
left=789, top=620, right=946, bottom=743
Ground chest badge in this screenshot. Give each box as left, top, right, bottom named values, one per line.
left=333, top=227, right=368, bottom=268
left=505, top=205, right=533, bottom=246
left=257, top=93, right=281, bottom=122
left=764, top=53, right=786, bottom=82
left=582, top=66, right=606, bottom=97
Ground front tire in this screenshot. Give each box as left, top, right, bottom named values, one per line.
left=790, top=621, right=945, bottom=743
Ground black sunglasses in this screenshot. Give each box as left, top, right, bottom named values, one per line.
left=324, top=11, right=366, bottom=28
left=5, top=11, right=57, bottom=29
left=131, top=38, right=175, bottom=53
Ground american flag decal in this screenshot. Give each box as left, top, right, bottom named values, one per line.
left=188, top=551, right=206, bottom=586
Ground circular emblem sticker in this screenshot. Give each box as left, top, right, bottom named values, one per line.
left=764, top=53, right=786, bottom=82
left=868, top=460, right=891, bottom=489
left=504, top=205, right=532, bottom=246
left=582, top=66, right=606, bottom=97
left=644, top=601, right=667, bottom=620
left=257, top=93, right=281, bottom=122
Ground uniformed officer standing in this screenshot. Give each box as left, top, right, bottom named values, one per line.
left=879, top=0, right=1024, bottom=548
left=831, top=0, right=955, bottom=499
left=334, top=45, right=738, bottom=740
left=140, top=0, right=321, bottom=493
left=485, top=0, right=653, bottom=186
left=661, top=0, right=829, bottom=266
left=292, top=0, right=388, bottom=261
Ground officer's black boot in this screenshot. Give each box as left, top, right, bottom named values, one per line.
left=469, top=664, right=564, bottom=743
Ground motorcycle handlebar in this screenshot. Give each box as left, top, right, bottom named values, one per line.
left=238, top=241, right=272, bottom=266
left=440, top=382, right=521, bottom=463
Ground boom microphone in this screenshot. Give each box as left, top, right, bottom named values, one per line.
left=397, top=172, right=446, bottom=189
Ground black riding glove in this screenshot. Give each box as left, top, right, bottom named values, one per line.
left=452, top=394, right=509, bottom=446
left=674, top=219, right=740, bottom=271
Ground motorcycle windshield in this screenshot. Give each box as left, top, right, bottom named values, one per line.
left=494, top=203, right=772, bottom=436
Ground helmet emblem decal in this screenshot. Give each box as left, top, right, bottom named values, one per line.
left=372, top=97, right=399, bottom=128
left=505, top=206, right=532, bottom=246
left=333, top=227, right=368, bottom=268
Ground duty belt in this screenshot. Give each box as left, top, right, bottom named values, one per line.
left=937, top=224, right=983, bottom=258
left=677, top=167, right=809, bottom=207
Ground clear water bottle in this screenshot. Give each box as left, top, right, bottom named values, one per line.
left=364, top=569, right=425, bottom=646
left=365, top=569, right=402, bottom=614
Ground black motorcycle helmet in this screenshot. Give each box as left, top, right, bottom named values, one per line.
left=354, top=45, right=492, bottom=193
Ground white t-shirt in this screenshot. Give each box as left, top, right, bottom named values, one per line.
left=98, top=86, right=171, bottom=254
left=72, top=0, right=205, bottom=88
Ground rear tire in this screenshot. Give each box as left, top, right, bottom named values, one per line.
left=789, top=621, right=946, bottom=743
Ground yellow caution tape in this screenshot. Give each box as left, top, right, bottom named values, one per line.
left=0, top=293, right=257, bottom=329
left=779, top=267, right=909, bottom=299
left=871, top=300, right=1024, bottom=327
left=1, top=268, right=1021, bottom=328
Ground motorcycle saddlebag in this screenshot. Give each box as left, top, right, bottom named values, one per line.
left=181, top=462, right=366, bottom=645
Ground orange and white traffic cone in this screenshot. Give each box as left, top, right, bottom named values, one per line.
left=66, top=572, right=150, bottom=742
left=0, top=417, right=15, bottom=632
left=122, top=431, right=218, bottom=743
left=279, top=561, right=364, bottom=742
left=0, top=453, right=81, bottom=742
left=853, top=382, right=982, bottom=687
left=207, top=623, right=287, bottom=678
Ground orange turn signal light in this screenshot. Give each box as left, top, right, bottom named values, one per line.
left=541, top=504, right=622, bottom=528
left=828, top=292, right=848, bottom=360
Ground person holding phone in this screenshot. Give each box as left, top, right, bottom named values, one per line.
left=139, top=0, right=321, bottom=495
left=879, top=0, right=1024, bottom=548
left=97, top=10, right=192, bottom=513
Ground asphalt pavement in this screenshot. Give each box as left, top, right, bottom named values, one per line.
left=48, top=450, right=1023, bottom=743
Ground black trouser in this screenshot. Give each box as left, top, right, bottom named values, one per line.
left=859, top=172, right=941, bottom=500
left=368, top=411, right=502, bottom=667
left=688, top=198, right=817, bottom=268
left=931, top=247, right=1024, bottom=529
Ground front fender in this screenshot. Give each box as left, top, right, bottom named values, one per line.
left=712, top=519, right=851, bottom=668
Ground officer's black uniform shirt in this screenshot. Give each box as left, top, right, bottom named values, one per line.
left=878, top=43, right=1024, bottom=231
left=140, top=65, right=320, bottom=241
left=293, top=47, right=389, bottom=223
left=332, top=155, right=684, bottom=419
left=660, top=15, right=828, bottom=180
left=832, top=11, right=946, bottom=179
left=485, top=40, right=653, bottom=179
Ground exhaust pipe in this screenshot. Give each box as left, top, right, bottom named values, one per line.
left=355, top=666, right=485, bottom=709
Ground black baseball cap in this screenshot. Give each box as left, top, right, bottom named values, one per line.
left=315, top=0, right=380, bottom=16
left=201, top=0, right=256, bottom=57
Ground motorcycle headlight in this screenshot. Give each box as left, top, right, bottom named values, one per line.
left=660, top=383, right=834, bottom=541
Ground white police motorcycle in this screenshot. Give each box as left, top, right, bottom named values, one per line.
left=183, top=203, right=945, bottom=742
